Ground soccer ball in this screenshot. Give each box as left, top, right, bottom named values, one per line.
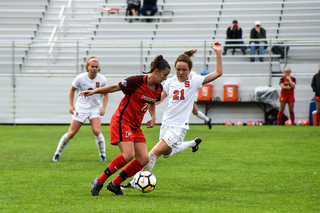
left=235, top=120, right=243, bottom=126
left=135, top=171, right=157, bottom=193
left=225, top=121, right=231, bottom=126
left=296, top=120, right=302, bottom=125
left=302, top=119, right=309, bottom=126
left=256, top=121, right=263, bottom=126
left=247, top=121, right=255, bottom=126
left=285, top=120, right=292, bottom=126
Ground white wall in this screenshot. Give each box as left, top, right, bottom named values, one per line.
left=0, top=74, right=314, bottom=125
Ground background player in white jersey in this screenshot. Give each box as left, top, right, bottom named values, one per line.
left=53, top=57, right=109, bottom=162
left=121, top=42, right=222, bottom=189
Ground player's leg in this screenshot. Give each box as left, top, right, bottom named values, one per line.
left=316, top=97, right=320, bottom=125
left=53, top=118, right=82, bottom=161
left=91, top=121, right=134, bottom=196
left=277, top=99, right=286, bottom=124
left=91, top=141, right=133, bottom=196
left=121, top=125, right=172, bottom=190
left=287, top=95, right=295, bottom=124
left=162, top=126, right=202, bottom=157
left=288, top=102, right=295, bottom=125
left=90, top=116, right=106, bottom=161
left=108, top=142, right=149, bottom=195
left=122, top=149, right=159, bottom=190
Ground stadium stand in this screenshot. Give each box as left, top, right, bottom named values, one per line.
left=1, top=0, right=320, bottom=124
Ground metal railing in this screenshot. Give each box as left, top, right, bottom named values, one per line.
left=1, top=39, right=319, bottom=79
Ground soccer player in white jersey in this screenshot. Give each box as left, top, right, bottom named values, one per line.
left=121, top=42, right=222, bottom=189
left=53, top=57, right=109, bottom=162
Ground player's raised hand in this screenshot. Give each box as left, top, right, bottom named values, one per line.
left=212, top=42, right=222, bottom=53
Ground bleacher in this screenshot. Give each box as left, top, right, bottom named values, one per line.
left=0, top=0, right=320, bottom=124
left=1, top=0, right=319, bottom=76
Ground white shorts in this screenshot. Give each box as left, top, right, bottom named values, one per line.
left=72, top=109, right=100, bottom=123
left=159, top=124, right=187, bottom=154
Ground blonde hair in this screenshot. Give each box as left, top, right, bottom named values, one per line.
left=318, top=64, right=320, bottom=73
left=86, top=56, right=101, bottom=72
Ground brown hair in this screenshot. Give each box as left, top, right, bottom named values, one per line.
left=143, top=55, right=170, bottom=74
left=86, top=56, right=101, bottom=72
left=174, top=49, right=197, bottom=70
left=318, top=64, right=320, bottom=73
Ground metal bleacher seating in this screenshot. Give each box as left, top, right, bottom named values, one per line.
left=1, top=0, right=320, bottom=125
left=0, top=0, right=49, bottom=74
left=1, top=0, right=319, bottom=76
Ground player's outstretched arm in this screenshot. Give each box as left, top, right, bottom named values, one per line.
left=155, top=91, right=167, bottom=105
left=79, top=84, right=121, bottom=97
left=203, top=42, right=223, bottom=84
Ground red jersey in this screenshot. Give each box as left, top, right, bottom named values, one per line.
left=113, top=75, right=162, bottom=128
left=279, top=76, right=296, bottom=96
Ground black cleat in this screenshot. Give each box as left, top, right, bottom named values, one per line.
left=120, top=182, right=135, bottom=190
left=107, top=181, right=125, bottom=195
left=100, top=155, right=107, bottom=161
left=52, top=154, right=60, bottom=161
left=91, top=178, right=103, bottom=196
left=192, top=137, right=202, bottom=153
left=206, top=118, right=212, bottom=129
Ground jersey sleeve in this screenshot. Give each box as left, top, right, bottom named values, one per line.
left=193, top=74, right=206, bottom=89
left=163, top=77, right=172, bottom=95
left=118, top=75, right=144, bottom=94
left=279, top=77, right=284, bottom=84
left=101, top=75, right=108, bottom=87
left=72, top=74, right=81, bottom=89
left=292, top=77, right=296, bottom=83
left=156, top=84, right=163, bottom=102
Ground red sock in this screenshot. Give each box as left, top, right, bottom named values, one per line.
left=113, top=160, right=144, bottom=186
left=316, top=112, right=320, bottom=125
left=97, top=155, right=127, bottom=184
left=277, top=111, right=283, bottom=124
left=290, top=111, right=295, bottom=125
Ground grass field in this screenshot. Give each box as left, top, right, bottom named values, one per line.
left=0, top=124, right=319, bottom=213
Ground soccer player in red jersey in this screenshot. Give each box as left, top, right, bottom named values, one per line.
left=79, top=55, right=171, bottom=196
left=277, top=67, right=296, bottom=125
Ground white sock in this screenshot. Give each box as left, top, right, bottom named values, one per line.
left=55, top=133, right=71, bottom=155
left=95, top=133, right=105, bottom=156
left=163, top=140, right=196, bottom=158
left=130, top=152, right=157, bottom=187
left=196, top=111, right=210, bottom=122
left=142, top=152, right=157, bottom=172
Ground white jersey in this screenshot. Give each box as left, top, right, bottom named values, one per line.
left=72, top=73, right=108, bottom=113
left=162, top=72, right=205, bottom=129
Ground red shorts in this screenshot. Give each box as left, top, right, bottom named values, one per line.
left=109, top=119, right=146, bottom=145
left=315, top=96, right=320, bottom=102
left=279, top=94, right=295, bottom=103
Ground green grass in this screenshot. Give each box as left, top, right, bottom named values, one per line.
left=0, top=124, right=319, bottom=213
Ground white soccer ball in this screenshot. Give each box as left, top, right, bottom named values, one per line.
left=135, top=171, right=157, bottom=193
left=235, top=120, right=243, bottom=126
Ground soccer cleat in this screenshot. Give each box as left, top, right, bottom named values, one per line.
left=52, top=154, right=60, bottom=161
left=192, top=137, right=202, bottom=153
left=120, top=182, right=135, bottom=190
left=91, top=178, right=103, bottom=196
left=207, top=118, right=212, bottom=129
left=107, top=181, right=125, bottom=195
left=100, top=155, right=107, bottom=161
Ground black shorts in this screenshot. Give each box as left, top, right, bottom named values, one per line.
left=128, top=4, right=140, bottom=12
